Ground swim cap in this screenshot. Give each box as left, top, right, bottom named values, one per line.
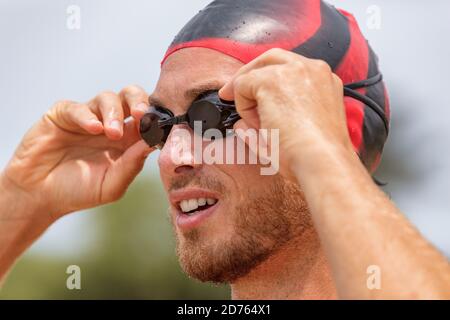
left=162, top=0, right=390, bottom=172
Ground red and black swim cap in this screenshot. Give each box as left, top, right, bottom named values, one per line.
left=162, top=0, right=390, bottom=172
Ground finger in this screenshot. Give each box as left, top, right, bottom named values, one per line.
left=220, top=69, right=265, bottom=131
left=234, top=119, right=253, bottom=147
left=219, top=61, right=271, bottom=101
left=233, top=119, right=262, bottom=161
left=117, top=118, right=142, bottom=150
left=233, top=119, right=250, bottom=131
left=101, top=140, right=155, bottom=203
left=91, top=92, right=124, bottom=140
left=46, top=101, right=104, bottom=135
left=219, top=48, right=300, bottom=100
left=70, top=103, right=104, bottom=135
left=119, top=85, right=149, bottom=122
left=241, top=48, right=312, bottom=74
left=83, top=118, right=144, bottom=153
left=220, top=48, right=320, bottom=101
left=229, top=70, right=266, bottom=129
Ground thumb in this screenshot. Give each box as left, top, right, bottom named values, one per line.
left=234, top=119, right=260, bottom=157
left=101, top=140, right=154, bottom=203
left=218, top=82, right=234, bottom=102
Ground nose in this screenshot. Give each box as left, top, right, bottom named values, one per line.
left=158, top=125, right=202, bottom=175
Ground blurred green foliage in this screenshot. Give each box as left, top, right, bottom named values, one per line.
left=0, top=174, right=230, bottom=299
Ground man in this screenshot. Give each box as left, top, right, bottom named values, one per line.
left=1, top=0, right=449, bottom=299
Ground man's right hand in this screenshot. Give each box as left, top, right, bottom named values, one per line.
left=1, top=85, right=154, bottom=223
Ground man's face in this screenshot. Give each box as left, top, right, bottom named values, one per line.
left=153, top=48, right=311, bottom=283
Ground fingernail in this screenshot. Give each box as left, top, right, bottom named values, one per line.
left=136, top=103, right=149, bottom=113
left=88, top=119, right=102, bottom=126
left=109, top=120, right=122, bottom=132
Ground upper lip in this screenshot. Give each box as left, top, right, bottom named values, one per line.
left=168, top=187, right=221, bottom=209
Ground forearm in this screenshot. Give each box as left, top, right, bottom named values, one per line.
left=0, top=173, right=52, bottom=283
left=292, top=143, right=450, bottom=299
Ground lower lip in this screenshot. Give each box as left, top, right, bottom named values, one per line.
left=176, top=202, right=219, bottom=231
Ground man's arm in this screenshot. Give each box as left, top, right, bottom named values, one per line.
left=220, top=48, right=450, bottom=299
left=0, top=174, right=52, bottom=283
left=291, top=141, right=450, bottom=299
left=0, top=85, right=153, bottom=282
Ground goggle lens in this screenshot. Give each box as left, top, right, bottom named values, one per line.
left=139, top=92, right=239, bottom=149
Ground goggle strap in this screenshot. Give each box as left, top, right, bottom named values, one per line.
left=222, top=113, right=241, bottom=127
left=345, top=73, right=383, bottom=90
left=159, top=114, right=188, bottom=127
left=343, top=73, right=389, bottom=134
left=343, top=87, right=389, bottom=134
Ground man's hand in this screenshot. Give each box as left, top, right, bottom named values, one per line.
left=2, top=85, right=154, bottom=222
left=219, top=48, right=354, bottom=180
left=220, top=48, right=450, bottom=299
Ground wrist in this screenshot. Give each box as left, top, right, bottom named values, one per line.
left=289, top=139, right=366, bottom=184
left=0, top=172, right=53, bottom=279
left=288, top=141, right=378, bottom=225
left=0, top=171, right=54, bottom=227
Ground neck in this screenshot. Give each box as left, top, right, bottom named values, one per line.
left=231, top=228, right=337, bottom=300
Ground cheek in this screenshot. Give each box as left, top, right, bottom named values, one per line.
left=157, top=153, right=171, bottom=191
left=216, top=162, right=266, bottom=196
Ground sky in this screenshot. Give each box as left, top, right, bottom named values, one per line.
left=0, top=0, right=449, bottom=256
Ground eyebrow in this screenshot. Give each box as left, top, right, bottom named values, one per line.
left=148, top=82, right=223, bottom=109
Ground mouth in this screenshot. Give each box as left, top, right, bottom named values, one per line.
left=169, top=189, right=221, bottom=231
left=178, top=197, right=218, bottom=216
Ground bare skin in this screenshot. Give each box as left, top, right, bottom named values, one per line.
left=219, top=48, right=450, bottom=298
left=0, top=86, right=153, bottom=279
left=1, top=47, right=449, bottom=299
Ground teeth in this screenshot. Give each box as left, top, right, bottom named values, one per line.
left=180, top=200, right=189, bottom=213
left=198, top=198, right=206, bottom=206
left=188, top=199, right=198, bottom=212
left=179, top=198, right=218, bottom=213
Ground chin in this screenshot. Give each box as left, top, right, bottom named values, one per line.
left=169, top=175, right=312, bottom=283
left=174, top=220, right=284, bottom=284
